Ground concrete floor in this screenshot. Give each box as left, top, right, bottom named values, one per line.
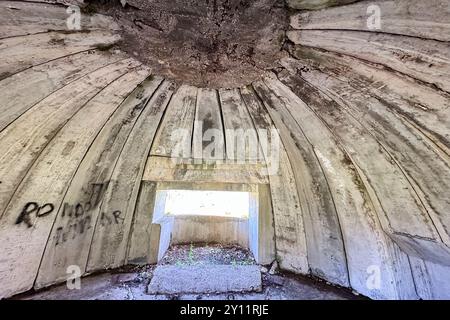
left=15, top=268, right=363, bottom=300
left=14, top=245, right=362, bottom=300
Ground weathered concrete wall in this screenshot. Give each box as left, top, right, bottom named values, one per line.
left=171, top=216, right=249, bottom=248
left=285, top=0, right=450, bottom=299
left=290, top=0, right=450, bottom=41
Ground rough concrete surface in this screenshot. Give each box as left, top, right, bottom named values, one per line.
left=14, top=266, right=360, bottom=300
left=13, top=244, right=359, bottom=300
left=84, top=0, right=288, bottom=88
left=148, top=265, right=262, bottom=294
left=160, top=244, right=256, bottom=266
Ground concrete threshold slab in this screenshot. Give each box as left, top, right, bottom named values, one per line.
left=147, top=265, right=262, bottom=295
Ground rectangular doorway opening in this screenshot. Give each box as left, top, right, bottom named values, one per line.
left=151, top=186, right=261, bottom=263
left=144, top=182, right=274, bottom=266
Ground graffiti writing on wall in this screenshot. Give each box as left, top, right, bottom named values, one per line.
left=54, top=182, right=124, bottom=246
left=14, top=182, right=125, bottom=246
left=15, top=202, right=54, bottom=227
left=55, top=206, right=124, bottom=246
left=55, top=201, right=93, bottom=246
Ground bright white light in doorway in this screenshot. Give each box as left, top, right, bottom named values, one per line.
left=163, top=190, right=250, bottom=218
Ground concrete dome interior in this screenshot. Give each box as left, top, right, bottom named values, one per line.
left=0, top=0, right=449, bottom=300
left=83, top=0, right=288, bottom=88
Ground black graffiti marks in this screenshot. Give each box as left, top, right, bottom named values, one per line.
left=55, top=205, right=124, bottom=246
left=15, top=202, right=55, bottom=228
left=14, top=183, right=108, bottom=228
left=14, top=182, right=125, bottom=246
left=54, top=182, right=125, bottom=246
left=54, top=214, right=92, bottom=246
left=99, top=210, right=125, bottom=226
left=54, top=201, right=93, bottom=246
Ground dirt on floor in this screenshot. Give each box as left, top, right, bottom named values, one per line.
left=83, top=0, right=288, bottom=88
left=15, top=244, right=365, bottom=300
left=160, top=243, right=256, bottom=266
